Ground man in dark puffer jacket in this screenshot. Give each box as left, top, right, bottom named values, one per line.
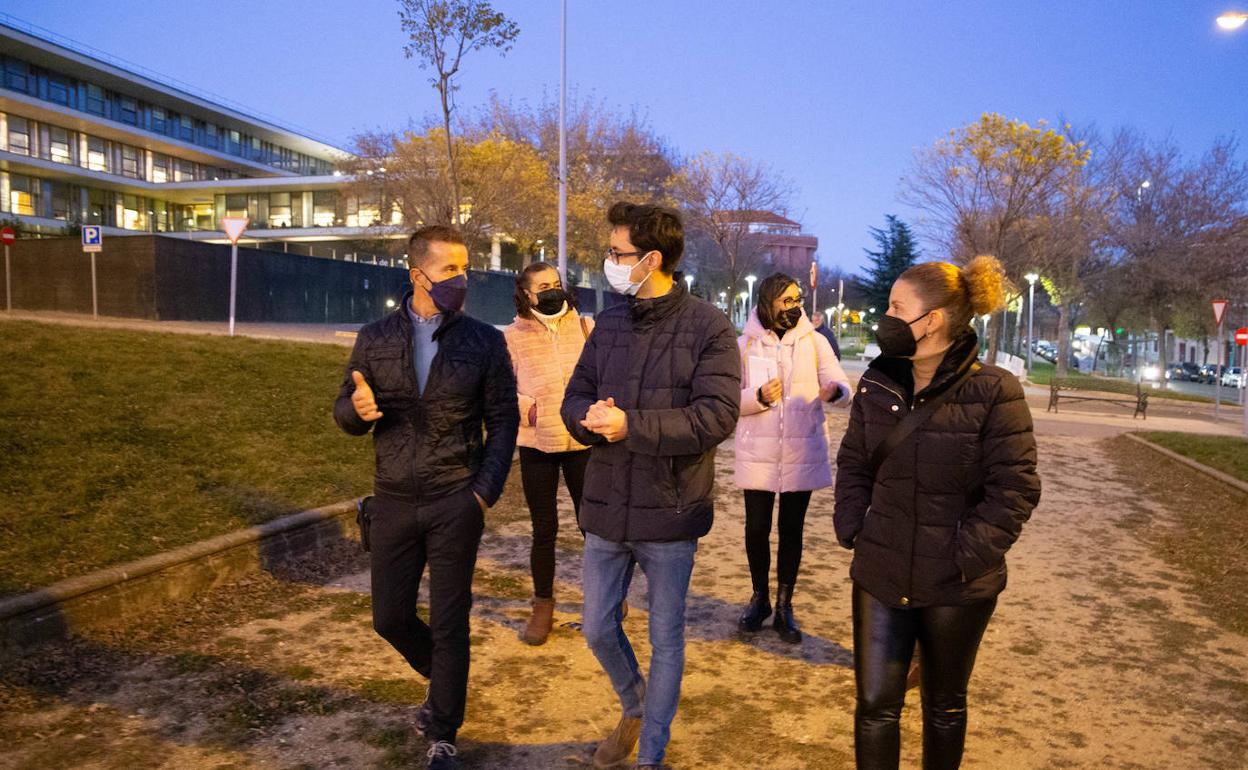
left=561, top=202, right=740, bottom=769
left=334, top=225, right=517, bottom=770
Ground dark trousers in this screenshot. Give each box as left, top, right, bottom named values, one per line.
left=369, top=488, right=484, bottom=744
left=518, top=446, right=590, bottom=599
left=743, top=489, right=812, bottom=592
left=852, top=583, right=997, bottom=770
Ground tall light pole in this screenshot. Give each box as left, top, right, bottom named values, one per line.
left=745, top=274, right=757, bottom=315
left=557, top=0, right=568, bottom=282
left=1025, top=272, right=1039, bottom=372
left=738, top=290, right=749, bottom=326
left=684, top=274, right=694, bottom=294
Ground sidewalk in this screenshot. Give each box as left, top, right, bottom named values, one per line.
left=1, top=310, right=364, bottom=346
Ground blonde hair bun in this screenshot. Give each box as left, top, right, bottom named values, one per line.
left=961, top=255, right=1007, bottom=317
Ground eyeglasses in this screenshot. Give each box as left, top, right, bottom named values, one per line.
left=779, top=295, right=805, bottom=309
left=605, top=247, right=651, bottom=263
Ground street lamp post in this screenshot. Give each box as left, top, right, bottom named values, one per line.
left=738, top=290, right=749, bottom=326
left=1025, top=272, right=1039, bottom=373
left=745, top=274, right=757, bottom=315
left=684, top=274, right=694, bottom=295
left=557, top=0, right=568, bottom=282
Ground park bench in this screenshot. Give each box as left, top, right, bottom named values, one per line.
left=859, top=343, right=881, bottom=361
left=1047, top=377, right=1149, bottom=419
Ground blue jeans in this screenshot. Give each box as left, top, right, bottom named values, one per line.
left=581, top=532, right=698, bottom=766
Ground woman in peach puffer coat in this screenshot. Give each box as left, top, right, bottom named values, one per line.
left=504, top=261, right=594, bottom=646
left=735, top=272, right=851, bottom=643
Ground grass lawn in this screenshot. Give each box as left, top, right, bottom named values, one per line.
left=1036, top=365, right=1220, bottom=405
left=0, top=320, right=375, bottom=596
left=1139, top=431, right=1248, bottom=483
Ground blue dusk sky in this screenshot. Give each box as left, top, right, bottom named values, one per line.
left=6, top=1, right=1248, bottom=272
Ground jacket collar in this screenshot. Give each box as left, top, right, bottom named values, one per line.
left=867, top=329, right=981, bottom=399
left=397, top=291, right=463, bottom=342
left=628, top=274, right=687, bottom=329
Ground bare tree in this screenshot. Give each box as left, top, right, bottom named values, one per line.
left=670, top=151, right=796, bottom=299
left=901, top=113, right=1089, bottom=358
left=398, top=0, right=519, bottom=226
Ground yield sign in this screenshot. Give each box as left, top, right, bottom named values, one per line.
left=221, top=217, right=249, bottom=244
left=1213, top=299, right=1229, bottom=326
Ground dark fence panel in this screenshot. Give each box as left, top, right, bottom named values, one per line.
left=3, top=235, right=627, bottom=326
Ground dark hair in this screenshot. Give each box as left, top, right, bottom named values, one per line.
left=899, top=255, right=1007, bottom=333
left=407, top=224, right=465, bottom=269
left=513, top=261, right=576, bottom=319
left=607, top=201, right=684, bottom=274
left=754, top=272, right=798, bottom=330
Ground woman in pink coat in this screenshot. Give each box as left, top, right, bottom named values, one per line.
left=503, top=262, right=594, bottom=646
left=735, top=273, right=851, bottom=643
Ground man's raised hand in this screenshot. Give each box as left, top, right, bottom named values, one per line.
left=351, top=370, right=384, bottom=422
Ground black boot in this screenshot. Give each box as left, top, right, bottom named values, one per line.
left=773, top=583, right=801, bottom=643
left=737, top=590, right=772, bottom=632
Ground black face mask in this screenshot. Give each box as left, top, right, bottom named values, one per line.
left=775, top=307, right=803, bottom=330
left=533, top=288, right=569, bottom=317
left=874, top=311, right=931, bottom=357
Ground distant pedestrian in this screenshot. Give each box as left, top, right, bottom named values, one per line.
left=334, top=225, right=518, bottom=770
left=810, top=310, right=842, bottom=359
left=504, top=261, right=594, bottom=646
left=562, top=201, right=740, bottom=769
left=734, top=273, right=851, bottom=643
left=834, top=255, right=1041, bottom=770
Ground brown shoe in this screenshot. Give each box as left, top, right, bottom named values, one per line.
left=521, top=597, right=556, bottom=646
left=593, top=713, right=642, bottom=768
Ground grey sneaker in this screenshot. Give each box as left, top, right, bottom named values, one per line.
left=426, top=740, right=459, bottom=770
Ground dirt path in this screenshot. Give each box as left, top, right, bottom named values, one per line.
left=2, top=407, right=1246, bottom=769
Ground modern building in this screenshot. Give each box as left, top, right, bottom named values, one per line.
left=717, top=210, right=818, bottom=276
left=0, top=13, right=406, bottom=262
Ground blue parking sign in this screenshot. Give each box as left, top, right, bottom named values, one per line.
left=82, top=226, right=103, bottom=253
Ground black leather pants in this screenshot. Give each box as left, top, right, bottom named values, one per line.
left=852, top=584, right=997, bottom=770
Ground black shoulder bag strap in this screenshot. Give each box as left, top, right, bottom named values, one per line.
left=867, top=362, right=981, bottom=478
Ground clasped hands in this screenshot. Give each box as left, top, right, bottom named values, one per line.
left=580, top=396, right=628, bottom=442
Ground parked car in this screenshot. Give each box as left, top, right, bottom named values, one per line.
left=1165, top=362, right=1205, bottom=382
left=1035, top=342, right=1057, bottom=363
left=1222, top=367, right=1246, bottom=388
left=1199, top=363, right=1221, bottom=384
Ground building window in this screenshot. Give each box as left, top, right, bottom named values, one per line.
left=47, top=76, right=70, bottom=106
left=203, top=122, right=219, bottom=149
left=86, top=136, right=108, bottom=172
left=268, top=192, right=292, bottom=227
left=121, top=145, right=141, bottom=178
left=8, top=175, right=35, bottom=216
left=178, top=115, right=193, bottom=142
left=49, top=127, right=72, bottom=164
left=151, top=154, right=169, bottom=183
left=150, top=107, right=166, bottom=134
left=118, top=97, right=138, bottom=125
left=50, top=181, right=72, bottom=220
left=176, top=160, right=197, bottom=181
left=227, top=129, right=242, bottom=156
left=313, top=191, right=338, bottom=227
left=122, top=194, right=143, bottom=230
left=225, top=194, right=249, bottom=219
left=3, top=59, right=30, bottom=93
left=7, top=117, right=30, bottom=155
left=85, top=83, right=106, bottom=115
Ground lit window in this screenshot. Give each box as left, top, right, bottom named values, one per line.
left=151, top=155, right=169, bottom=183
left=7, top=117, right=30, bottom=155
left=49, top=127, right=71, bottom=164
left=8, top=175, right=34, bottom=215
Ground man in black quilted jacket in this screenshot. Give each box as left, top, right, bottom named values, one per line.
left=561, top=202, right=740, bottom=769
left=334, top=224, right=518, bottom=770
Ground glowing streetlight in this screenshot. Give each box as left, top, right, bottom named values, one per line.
left=1218, top=11, right=1248, bottom=30
left=745, top=274, right=757, bottom=311
left=1024, top=272, right=1039, bottom=373
left=684, top=274, right=694, bottom=293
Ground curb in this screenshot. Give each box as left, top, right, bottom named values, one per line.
left=1124, top=434, right=1248, bottom=496
left=0, top=499, right=359, bottom=650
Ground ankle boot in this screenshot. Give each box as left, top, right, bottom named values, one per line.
left=773, top=583, right=801, bottom=644
left=737, top=589, right=772, bottom=632
left=521, top=597, right=555, bottom=645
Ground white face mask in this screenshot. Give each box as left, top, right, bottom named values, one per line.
left=530, top=301, right=569, bottom=322
left=603, top=257, right=654, bottom=296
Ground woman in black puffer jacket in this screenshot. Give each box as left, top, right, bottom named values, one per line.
left=834, top=255, right=1041, bottom=770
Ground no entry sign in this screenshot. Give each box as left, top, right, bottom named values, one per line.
left=1237, top=327, right=1248, bottom=346
left=0, top=227, right=14, bottom=246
